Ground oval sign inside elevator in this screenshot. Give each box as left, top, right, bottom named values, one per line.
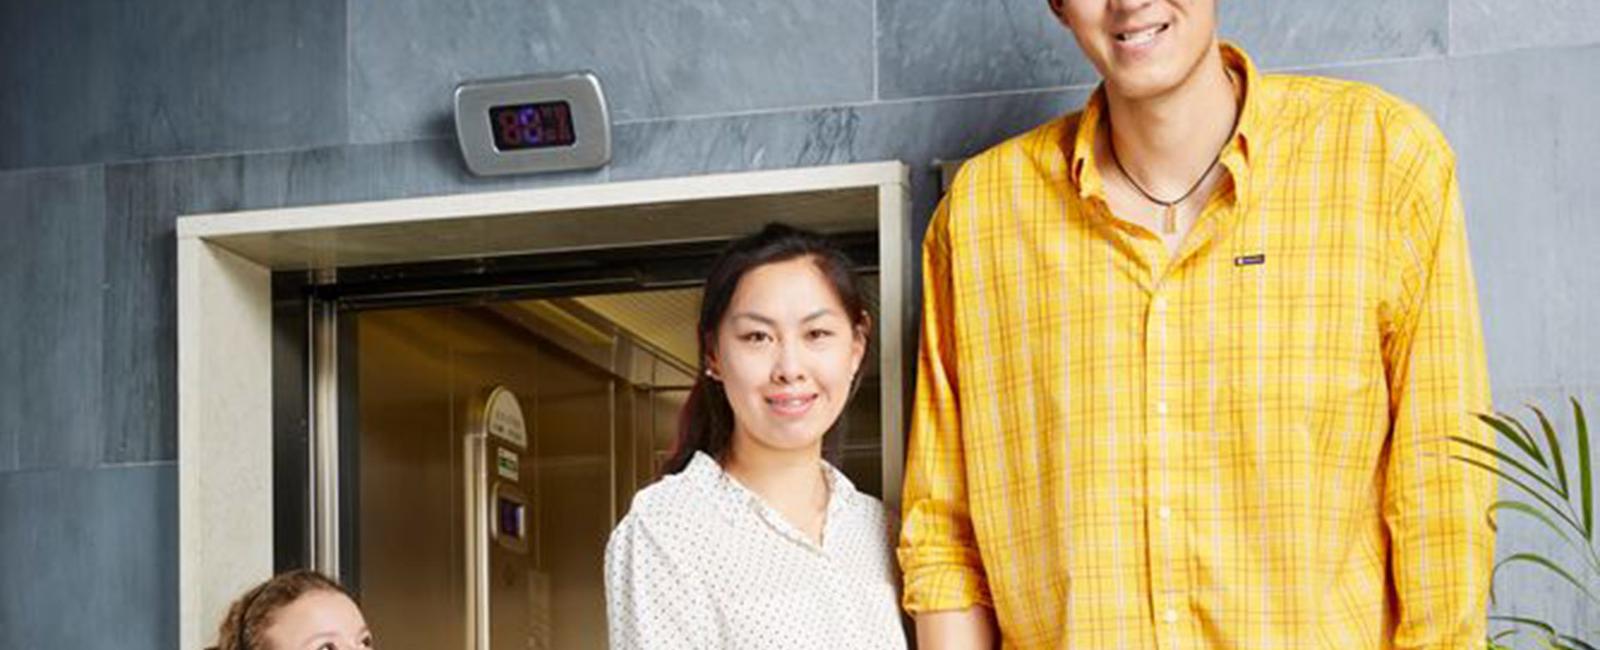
left=482, top=385, right=528, bottom=449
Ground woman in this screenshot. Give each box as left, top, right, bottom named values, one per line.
left=605, top=223, right=905, bottom=649
left=209, top=569, right=373, bottom=650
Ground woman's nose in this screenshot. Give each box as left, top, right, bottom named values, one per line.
left=771, top=340, right=806, bottom=384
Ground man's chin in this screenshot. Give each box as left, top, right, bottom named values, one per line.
left=1104, top=66, right=1191, bottom=102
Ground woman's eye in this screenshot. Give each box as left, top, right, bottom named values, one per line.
left=360, top=634, right=374, bottom=648
left=740, top=331, right=771, bottom=343
left=316, top=643, right=337, bottom=650
left=807, top=328, right=835, bottom=341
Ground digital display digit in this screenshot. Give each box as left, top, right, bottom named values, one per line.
left=489, top=101, right=576, bottom=151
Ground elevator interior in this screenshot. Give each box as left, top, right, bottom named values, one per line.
left=322, top=246, right=882, bottom=649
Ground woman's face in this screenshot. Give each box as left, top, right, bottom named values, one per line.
left=260, top=590, right=372, bottom=650
left=709, top=256, right=867, bottom=458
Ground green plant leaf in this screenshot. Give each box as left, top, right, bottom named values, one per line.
left=1452, top=435, right=1568, bottom=500
left=1505, top=410, right=1550, bottom=464
left=1556, top=634, right=1598, bottom=650
left=1480, top=411, right=1548, bottom=468
left=1492, top=552, right=1600, bottom=606
left=1454, top=456, right=1587, bottom=535
left=1575, top=398, right=1594, bottom=543
left=1487, top=500, right=1583, bottom=548
left=1487, top=618, right=1600, bottom=650
left=1531, top=405, right=1571, bottom=497
left=1492, top=614, right=1559, bottom=637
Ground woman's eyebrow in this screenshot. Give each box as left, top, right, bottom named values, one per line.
left=801, top=308, right=838, bottom=323
left=729, top=312, right=776, bottom=326
left=730, top=308, right=838, bottom=325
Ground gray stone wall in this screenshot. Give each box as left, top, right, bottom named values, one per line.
left=2, top=1, right=1595, bottom=646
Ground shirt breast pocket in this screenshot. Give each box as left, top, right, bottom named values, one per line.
left=1214, top=255, right=1388, bottom=471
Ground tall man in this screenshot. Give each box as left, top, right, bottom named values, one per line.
left=898, top=1, right=1496, bottom=647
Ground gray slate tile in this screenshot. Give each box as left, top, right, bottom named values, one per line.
left=1451, top=0, right=1600, bottom=55
left=1220, top=0, right=1447, bottom=69
left=102, top=157, right=248, bottom=464
left=0, top=166, right=105, bottom=471
left=1442, top=45, right=1600, bottom=391
left=0, top=0, right=346, bottom=170
left=0, top=464, right=177, bottom=650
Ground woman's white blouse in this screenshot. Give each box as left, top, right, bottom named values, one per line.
left=604, top=452, right=907, bottom=649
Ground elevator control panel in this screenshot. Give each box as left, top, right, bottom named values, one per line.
left=467, top=385, right=537, bottom=649
left=454, top=72, right=611, bottom=176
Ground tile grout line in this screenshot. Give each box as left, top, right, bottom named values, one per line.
left=101, top=459, right=178, bottom=470
left=0, top=459, right=177, bottom=479
left=613, top=81, right=1101, bottom=127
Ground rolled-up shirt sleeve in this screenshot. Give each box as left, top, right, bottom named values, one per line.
left=897, top=197, right=993, bottom=613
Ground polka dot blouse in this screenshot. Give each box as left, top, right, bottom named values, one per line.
left=604, top=452, right=908, bottom=649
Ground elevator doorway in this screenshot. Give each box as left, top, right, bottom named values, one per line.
left=174, top=161, right=911, bottom=649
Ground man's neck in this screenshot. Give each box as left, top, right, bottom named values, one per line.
left=1102, top=43, right=1237, bottom=197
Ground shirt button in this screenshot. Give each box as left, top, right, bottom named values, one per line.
left=1163, top=608, right=1179, bottom=624
left=1158, top=506, right=1172, bottom=521
left=1155, top=402, right=1169, bottom=415
left=1152, top=297, right=1168, bottom=312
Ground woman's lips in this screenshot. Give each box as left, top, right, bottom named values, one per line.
left=765, top=393, right=818, bottom=417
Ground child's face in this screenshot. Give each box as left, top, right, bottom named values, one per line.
left=261, top=589, right=373, bottom=650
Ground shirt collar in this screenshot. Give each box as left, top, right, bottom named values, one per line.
left=1068, top=41, right=1263, bottom=200
left=686, top=450, right=858, bottom=536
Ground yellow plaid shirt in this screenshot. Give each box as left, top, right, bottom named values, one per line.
left=899, top=44, right=1495, bottom=649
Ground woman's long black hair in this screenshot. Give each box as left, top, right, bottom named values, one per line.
left=658, top=222, right=871, bottom=476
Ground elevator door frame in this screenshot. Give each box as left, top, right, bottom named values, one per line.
left=173, top=161, right=911, bottom=650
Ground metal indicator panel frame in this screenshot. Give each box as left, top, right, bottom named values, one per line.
left=455, top=72, right=611, bottom=176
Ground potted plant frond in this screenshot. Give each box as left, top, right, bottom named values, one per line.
left=1452, top=399, right=1597, bottom=650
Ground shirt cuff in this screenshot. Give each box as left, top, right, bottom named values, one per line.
left=898, top=547, right=993, bottom=613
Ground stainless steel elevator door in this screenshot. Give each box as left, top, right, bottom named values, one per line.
left=356, top=304, right=625, bottom=649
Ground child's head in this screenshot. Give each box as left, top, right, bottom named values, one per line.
left=211, top=569, right=372, bottom=650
